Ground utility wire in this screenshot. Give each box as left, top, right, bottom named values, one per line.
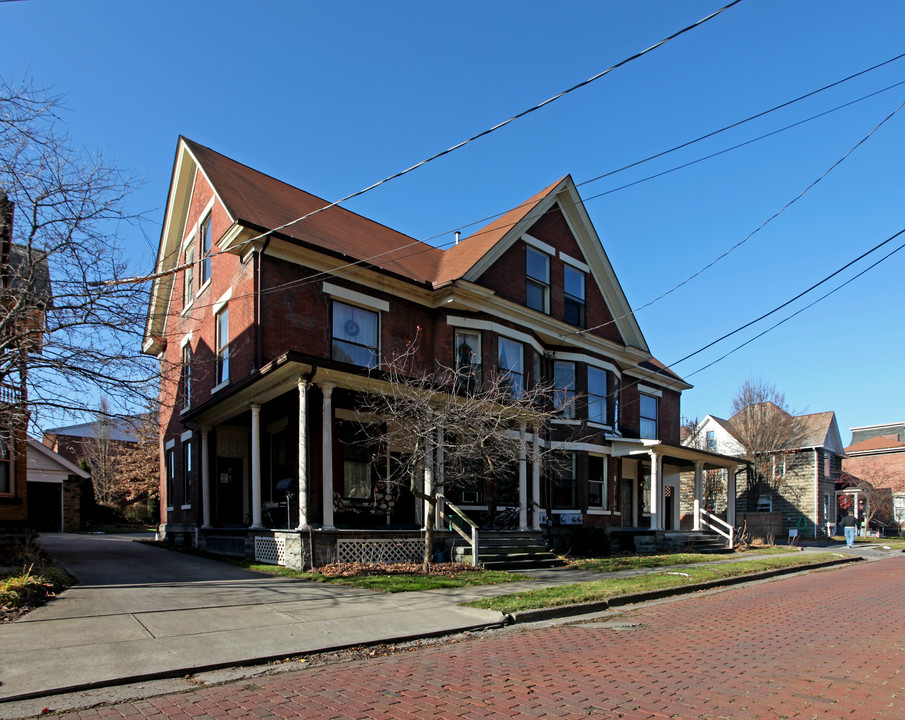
left=106, top=1, right=743, bottom=289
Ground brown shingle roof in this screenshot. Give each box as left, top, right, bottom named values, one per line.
left=185, top=138, right=443, bottom=285
left=845, top=435, right=905, bottom=453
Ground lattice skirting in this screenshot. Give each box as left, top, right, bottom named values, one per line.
left=336, top=538, right=423, bottom=564
left=254, top=536, right=287, bottom=565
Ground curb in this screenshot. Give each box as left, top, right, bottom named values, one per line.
left=507, top=556, right=861, bottom=624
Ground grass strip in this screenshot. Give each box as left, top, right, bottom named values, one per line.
left=140, top=541, right=528, bottom=592
left=568, top=547, right=794, bottom=573
left=465, top=553, right=844, bottom=613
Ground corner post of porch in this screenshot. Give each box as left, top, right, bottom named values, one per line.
left=297, top=377, right=309, bottom=529
left=200, top=428, right=211, bottom=529
left=727, top=465, right=737, bottom=531
left=250, top=404, right=264, bottom=529
left=693, top=460, right=703, bottom=531
left=435, top=427, right=445, bottom=522
left=649, top=451, right=660, bottom=531
left=518, top=422, right=528, bottom=531
left=531, top=426, right=541, bottom=531
left=321, top=382, right=335, bottom=530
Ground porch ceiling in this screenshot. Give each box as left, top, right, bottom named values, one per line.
left=611, top=438, right=744, bottom=471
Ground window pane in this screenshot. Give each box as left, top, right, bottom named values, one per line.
left=343, top=461, right=372, bottom=499
left=332, top=303, right=379, bottom=368
left=588, top=367, right=607, bottom=424
left=526, top=248, right=549, bottom=282
left=640, top=394, right=657, bottom=419
left=564, top=266, right=584, bottom=300
left=498, top=338, right=522, bottom=374
left=640, top=417, right=657, bottom=439
left=526, top=280, right=546, bottom=312
left=564, top=297, right=585, bottom=327
left=554, top=361, right=575, bottom=417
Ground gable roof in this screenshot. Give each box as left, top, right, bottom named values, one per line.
left=725, top=403, right=843, bottom=453
left=845, top=434, right=905, bottom=454
left=27, top=437, right=90, bottom=479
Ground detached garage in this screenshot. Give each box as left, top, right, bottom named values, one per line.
left=27, top=438, right=89, bottom=533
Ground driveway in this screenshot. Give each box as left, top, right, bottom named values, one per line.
left=0, top=534, right=505, bottom=701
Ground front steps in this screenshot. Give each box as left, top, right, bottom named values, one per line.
left=634, top=530, right=732, bottom=554
left=454, top=532, right=565, bottom=570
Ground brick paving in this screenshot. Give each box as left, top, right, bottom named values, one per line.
left=52, top=557, right=905, bottom=719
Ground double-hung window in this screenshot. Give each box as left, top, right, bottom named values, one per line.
left=588, top=455, right=607, bottom=510
left=587, top=367, right=607, bottom=424
left=165, top=447, right=176, bottom=508
left=706, top=430, right=716, bottom=450
left=553, top=361, right=575, bottom=418
left=215, top=306, right=229, bottom=385
left=181, top=344, right=192, bottom=409
left=551, top=451, right=577, bottom=509
left=525, top=247, right=550, bottom=313
left=455, top=330, right=482, bottom=391
left=199, top=214, right=212, bottom=286
left=640, top=393, right=658, bottom=439
left=0, top=427, right=12, bottom=496
left=563, top=265, right=586, bottom=327
left=183, top=246, right=194, bottom=309
left=182, top=439, right=193, bottom=507
left=497, top=337, right=524, bottom=397
left=332, top=302, right=379, bottom=368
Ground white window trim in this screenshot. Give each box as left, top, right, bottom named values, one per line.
left=552, top=352, right=620, bottom=378
left=180, top=504, right=192, bottom=510
left=637, top=384, right=663, bottom=397
left=181, top=430, right=193, bottom=442
left=165, top=438, right=176, bottom=451
left=446, top=316, right=544, bottom=356
left=211, top=379, right=230, bottom=395
left=559, top=252, right=590, bottom=273
left=212, top=288, right=232, bottom=316
left=323, top=282, right=390, bottom=312
left=522, top=233, right=555, bottom=256
left=180, top=332, right=193, bottom=348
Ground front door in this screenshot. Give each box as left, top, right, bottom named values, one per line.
left=664, top=485, right=675, bottom=530
left=215, top=456, right=245, bottom=526
left=621, top=479, right=634, bottom=527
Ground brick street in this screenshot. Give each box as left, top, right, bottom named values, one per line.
left=48, top=557, right=905, bottom=719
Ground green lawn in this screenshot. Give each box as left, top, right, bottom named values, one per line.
left=465, top=552, right=844, bottom=613
left=567, top=547, right=794, bottom=573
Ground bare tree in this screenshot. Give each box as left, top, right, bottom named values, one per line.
left=355, top=335, right=562, bottom=571
left=82, top=398, right=119, bottom=506
left=838, top=459, right=905, bottom=536
left=728, top=379, right=808, bottom=511
left=110, top=409, right=160, bottom=520
left=0, top=76, right=156, bottom=429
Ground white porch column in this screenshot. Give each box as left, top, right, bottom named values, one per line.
left=436, top=428, right=445, bottom=524
left=518, top=422, right=528, bottom=531
left=649, top=452, right=660, bottom=531
left=693, top=461, right=703, bottom=531
left=297, top=378, right=309, bottom=529
left=201, top=429, right=211, bottom=528
left=250, top=404, right=263, bottom=529
left=531, top=426, right=541, bottom=531
left=321, top=382, right=335, bottom=529
left=727, top=466, right=737, bottom=530
left=423, top=445, right=434, bottom=529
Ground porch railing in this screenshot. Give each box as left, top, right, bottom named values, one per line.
left=436, top=493, right=479, bottom=566
left=700, top=509, right=735, bottom=550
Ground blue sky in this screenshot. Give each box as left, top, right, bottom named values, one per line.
left=5, top=0, right=904, bottom=440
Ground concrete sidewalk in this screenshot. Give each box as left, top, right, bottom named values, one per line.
left=0, top=534, right=891, bottom=703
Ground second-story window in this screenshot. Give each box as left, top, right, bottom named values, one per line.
left=199, top=214, right=212, bottom=286
left=332, top=302, right=378, bottom=368
left=165, top=447, right=176, bottom=509
left=0, top=427, right=11, bottom=496
left=526, top=247, right=550, bottom=313
left=183, top=246, right=194, bottom=309
left=588, top=367, right=607, bottom=424
left=215, top=306, right=229, bottom=385
left=497, top=337, right=523, bottom=397
left=640, top=393, right=658, bottom=439
left=706, top=430, right=716, bottom=450
left=182, top=439, right=193, bottom=507
left=455, top=330, right=482, bottom=391
left=563, top=265, right=586, bottom=327
left=181, top=344, right=192, bottom=409
left=553, top=361, right=575, bottom=419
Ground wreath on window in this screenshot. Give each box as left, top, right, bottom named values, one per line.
left=344, top=319, right=361, bottom=338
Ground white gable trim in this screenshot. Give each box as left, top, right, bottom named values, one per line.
left=27, top=438, right=90, bottom=479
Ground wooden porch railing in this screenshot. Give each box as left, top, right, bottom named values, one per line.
left=436, top=493, right=479, bottom=566
left=700, top=509, right=735, bottom=550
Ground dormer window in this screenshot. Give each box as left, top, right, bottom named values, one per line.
left=526, top=247, right=550, bottom=313
left=563, top=265, right=585, bottom=327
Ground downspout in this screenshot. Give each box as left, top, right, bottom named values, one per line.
left=254, top=236, right=272, bottom=371
left=814, top=448, right=819, bottom=539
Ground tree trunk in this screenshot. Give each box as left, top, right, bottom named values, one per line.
left=423, top=498, right=435, bottom=573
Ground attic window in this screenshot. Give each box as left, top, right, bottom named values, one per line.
left=526, top=247, right=550, bottom=313
left=199, top=214, right=212, bottom=286
left=563, top=265, right=585, bottom=327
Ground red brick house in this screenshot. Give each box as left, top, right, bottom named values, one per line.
left=144, top=138, right=735, bottom=566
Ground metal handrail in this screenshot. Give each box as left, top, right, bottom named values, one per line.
left=700, top=509, right=735, bottom=550
left=436, top=493, right=479, bottom=566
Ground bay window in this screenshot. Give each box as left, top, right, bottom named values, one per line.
left=553, top=361, right=575, bottom=418
left=455, top=330, right=482, bottom=391
left=587, top=367, right=607, bottom=424
left=497, top=337, right=524, bottom=397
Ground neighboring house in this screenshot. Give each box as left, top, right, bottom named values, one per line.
left=841, top=422, right=905, bottom=534
left=683, top=407, right=844, bottom=539
left=43, top=418, right=140, bottom=467
left=143, top=137, right=739, bottom=566
left=0, top=193, right=52, bottom=533
left=26, top=437, right=89, bottom=532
